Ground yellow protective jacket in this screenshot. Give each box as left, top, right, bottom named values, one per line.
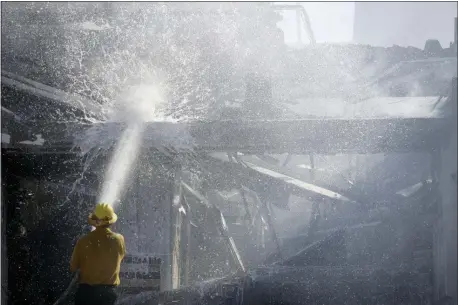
left=70, top=227, right=126, bottom=286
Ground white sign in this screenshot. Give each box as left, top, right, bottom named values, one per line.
left=119, top=254, right=161, bottom=290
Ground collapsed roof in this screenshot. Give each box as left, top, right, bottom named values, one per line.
left=2, top=69, right=455, bottom=155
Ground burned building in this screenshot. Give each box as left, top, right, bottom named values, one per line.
left=2, top=2, right=457, bottom=305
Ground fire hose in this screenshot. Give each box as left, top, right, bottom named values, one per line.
left=52, top=272, right=79, bottom=305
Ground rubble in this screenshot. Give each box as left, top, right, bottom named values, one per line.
left=2, top=3, right=457, bottom=305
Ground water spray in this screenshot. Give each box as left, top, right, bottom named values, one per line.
left=98, top=123, right=144, bottom=208
left=54, top=84, right=168, bottom=304
left=97, top=84, right=167, bottom=209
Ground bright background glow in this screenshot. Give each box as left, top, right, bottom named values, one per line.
left=277, top=2, right=355, bottom=44
left=277, top=1, right=457, bottom=48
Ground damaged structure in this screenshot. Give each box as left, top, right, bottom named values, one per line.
left=1, top=2, right=457, bottom=305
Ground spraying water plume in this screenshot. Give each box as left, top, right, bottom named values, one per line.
left=97, top=83, right=167, bottom=209
left=97, top=123, right=143, bottom=206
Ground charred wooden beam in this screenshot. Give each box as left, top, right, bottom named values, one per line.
left=181, top=182, right=246, bottom=273
left=2, top=70, right=454, bottom=156
left=181, top=195, right=192, bottom=287
left=280, top=229, right=347, bottom=267
left=200, top=154, right=356, bottom=209
left=243, top=160, right=356, bottom=203
left=1, top=118, right=452, bottom=155
left=246, top=189, right=284, bottom=261
left=1, top=71, right=104, bottom=119
left=171, top=181, right=183, bottom=289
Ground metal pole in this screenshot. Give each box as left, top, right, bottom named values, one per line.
left=182, top=195, right=191, bottom=287
left=454, top=17, right=457, bottom=46
left=296, top=2, right=302, bottom=45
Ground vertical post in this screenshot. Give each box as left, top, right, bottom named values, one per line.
left=135, top=172, right=141, bottom=253
left=433, top=78, right=457, bottom=303
left=347, top=154, right=353, bottom=182
left=296, top=2, right=302, bottom=45
left=161, top=165, right=179, bottom=292
left=282, top=154, right=292, bottom=167
left=181, top=182, right=245, bottom=273
left=454, top=17, right=457, bottom=46
left=250, top=192, right=283, bottom=261
left=171, top=179, right=182, bottom=290
left=181, top=196, right=191, bottom=287
left=171, top=208, right=182, bottom=290
left=239, top=188, right=252, bottom=225
left=354, top=154, right=360, bottom=181
left=307, top=201, right=321, bottom=240
left=309, top=154, right=315, bottom=181
left=1, top=178, right=7, bottom=304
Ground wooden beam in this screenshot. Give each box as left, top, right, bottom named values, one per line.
left=171, top=179, right=184, bottom=290
left=2, top=72, right=453, bottom=154
left=1, top=70, right=104, bottom=117
left=2, top=69, right=454, bottom=154
left=1, top=117, right=451, bottom=155
left=200, top=155, right=358, bottom=207
left=181, top=196, right=192, bottom=287
left=247, top=190, right=284, bottom=261
left=181, top=182, right=246, bottom=273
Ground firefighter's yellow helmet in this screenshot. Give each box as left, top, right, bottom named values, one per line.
left=88, top=203, right=118, bottom=227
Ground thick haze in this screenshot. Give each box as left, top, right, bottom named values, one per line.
left=354, top=2, right=457, bottom=48
left=2, top=2, right=457, bottom=304
left=280, top=2, right=456, bottom=47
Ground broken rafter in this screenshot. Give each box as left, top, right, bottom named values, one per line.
left=245, top=189, right=284, bottom=261
left=203, top=154, right=358, bottom=208
left=2, top=106, right=24, bottom=123
left=181, top=182, right=246, bottom=273
left=1, top=106, right=33, bottom=144
left=1, top=118, right=452, bottom=155
left=227, top=152, right=254, bottom=225
left=1, top=70, right=104, bottom=118
left=244, top=160, right=356, bottom=203
left=2, top=119, right=451, bottom=154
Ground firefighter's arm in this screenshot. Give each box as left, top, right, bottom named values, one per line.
left=119, top=234, right=126, bottom=259
left=70, top=240, right=80, bottom=273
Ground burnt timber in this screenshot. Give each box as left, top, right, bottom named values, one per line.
left=3, top=74, right=456, bottom=305
left=2, top=3, right=457, bottom=304
left=3, top=118, right=452, bottom=155
left=2, top=70, right=455, bottom=155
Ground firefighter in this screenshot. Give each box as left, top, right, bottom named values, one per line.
left=70, top=203, right=126, bottom=305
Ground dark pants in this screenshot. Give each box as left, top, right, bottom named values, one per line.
left=75, top=284, right=117, bottom=305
